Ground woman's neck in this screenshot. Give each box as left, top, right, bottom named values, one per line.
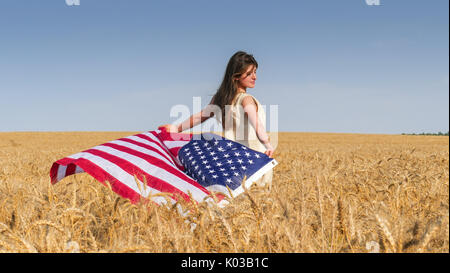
left=236, top=87, right=247, bottom=93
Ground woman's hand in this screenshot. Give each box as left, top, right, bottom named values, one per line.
left=158, top=124, right=179, bottom=133
left=263, top=142, right=275, bottom=158
left=264, top=148, right=275, bottom=158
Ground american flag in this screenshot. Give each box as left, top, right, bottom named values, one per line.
left=50, top=129, right=277, bottom=207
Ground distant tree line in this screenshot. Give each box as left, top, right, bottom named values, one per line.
left=401, top=131, right=449, bottom=136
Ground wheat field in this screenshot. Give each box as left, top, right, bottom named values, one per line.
left=0, top=132, right=448, bottom=253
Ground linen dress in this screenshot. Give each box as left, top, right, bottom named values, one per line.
left=217, top=92, right=273, bottom=188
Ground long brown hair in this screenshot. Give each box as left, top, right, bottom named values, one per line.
left=212, top=51, right=258, bottom=129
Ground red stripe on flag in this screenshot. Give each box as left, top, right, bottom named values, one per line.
left=83, top=148, right=198, bottom=202
left=100, top=142, right=206, bottom=191
left=65, top=163, right=77, bottom=177
left=117, top=137, right=175, bottom=166
left=51, top=158, right=143, bottom=203
left=155, top=130, right=193, bottom=142
left=138, top=133, right=186, bottom=170
left=50, top=162, right=60, bottom=184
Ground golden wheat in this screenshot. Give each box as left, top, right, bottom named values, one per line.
left=0, top=132, right=448, bottom=253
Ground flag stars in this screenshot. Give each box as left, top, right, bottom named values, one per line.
left=178, top=137, right=271, bottom=191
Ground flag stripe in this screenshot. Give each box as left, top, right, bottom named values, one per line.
left=136, top=133, right=182, bottom=167
left=49, top=130, right=277, bottom=207
left=124, top=135, right=176, bottom=166
left=58, top=155, right=145, bottom=203
left=146, top=131, right=186, bottom=169
left=57, top=165, right=67, bottom=182
left=87, top=145, right=209, bottom=201
left=75, top=165, right=84, bottom=174
left=51, top=157, right=172, bottom=205
left=84, top=148, right=192, bottom=202
left=106, top=140, right=175, bottom=168
left=65, top=163, right=77, bottom=177
left=164, top=140, right=191, bottom=149
left=101, top=141, right=204, bottom=189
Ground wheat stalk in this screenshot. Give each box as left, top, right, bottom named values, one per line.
left=375, top=213, right=396, bottom=252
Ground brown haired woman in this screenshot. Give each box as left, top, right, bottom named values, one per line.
left=159, top=51, right=275, bottom=189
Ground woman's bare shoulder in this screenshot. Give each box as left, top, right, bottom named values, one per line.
left=241, top=94, right=258, bottom=105
left=241, top=94, right=259, bottom=111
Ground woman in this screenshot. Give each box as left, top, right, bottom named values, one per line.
left=159, top=51, right=275, bottom=188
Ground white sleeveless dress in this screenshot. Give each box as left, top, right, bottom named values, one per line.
left=216, top=92, right=273, bottom=188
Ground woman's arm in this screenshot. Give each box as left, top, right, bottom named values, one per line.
left=159, top=97, right=216, bottom=133
left=241, top=96, right=275, bottom=157
left=175, top=108, right=213, bottom=133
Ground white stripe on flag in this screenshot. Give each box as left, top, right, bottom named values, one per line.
left=57, top=165, right=67, bottom=182
left=75, top=166, right=84, bottom=174
left=69, top=151, right=170, bottom=204
left=90, top=145, right=209, bottom=201
left=163, top=140, right=191, bottom=149
left=106, top=140, right=193, bottom=183
left=142, top=132, right=185, bottom=165
left=109, top=140, right=175, bottom=167
left=126, top=135, right=177, bottom=166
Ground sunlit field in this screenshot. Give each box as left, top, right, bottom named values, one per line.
left=0, top=132, right=448, bottom=253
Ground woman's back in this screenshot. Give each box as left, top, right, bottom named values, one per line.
left=221, top=92, right=267, bottom=153
left=219, top=92, right=273, bottom=188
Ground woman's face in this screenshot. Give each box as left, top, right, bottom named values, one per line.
left=236, top=65, right=257, bottom=90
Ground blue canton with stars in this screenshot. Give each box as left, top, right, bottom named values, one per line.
left=178, top=133, right=273, bottom=191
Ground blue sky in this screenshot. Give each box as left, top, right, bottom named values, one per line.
left=0, top=0, right=448, bottom=134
